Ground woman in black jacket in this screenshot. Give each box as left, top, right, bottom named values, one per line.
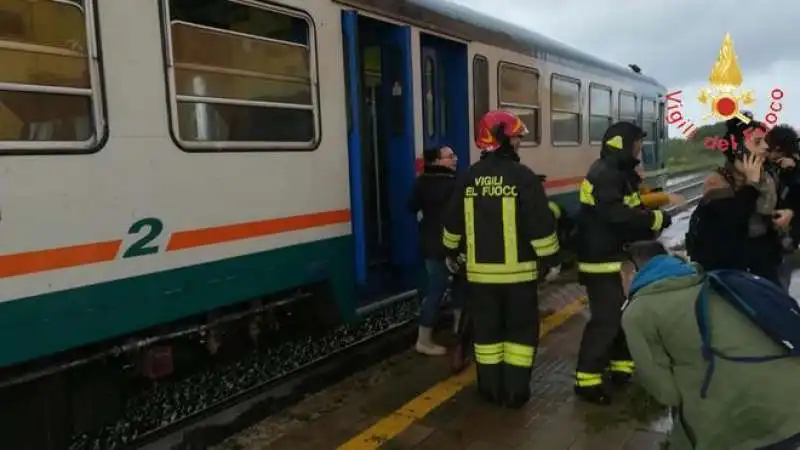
left=408, top=146, right=460, bottom=355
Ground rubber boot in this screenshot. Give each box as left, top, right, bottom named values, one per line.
left=609, top=372, right=633, bottom=387
left=452, top=309, right=463, bottom=334
left=574, top=384, right=612, bottom=405
left=415, top=326, right=446, bottom=356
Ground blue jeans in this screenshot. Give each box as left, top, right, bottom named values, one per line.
left=420, top=259, right=460, bottom=327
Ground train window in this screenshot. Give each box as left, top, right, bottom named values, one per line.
left=472, top=55, right=489, bottom=141
left=498, top=62, right=539, bottom=144
left=550, top=74, right=581, bottom=145
left=0, top=0, right=105, bottom=153
left=424, top=56, right=436, bottom=138
left=619, top=91, right=638, bottom=123
left=642, top=98, right=658, bottom=141
left=164, top=0, right=318, bottom=150
left=589, top=84, right=612, bottom=144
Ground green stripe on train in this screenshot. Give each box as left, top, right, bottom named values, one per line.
left=0, top=236, right=355, bottom=368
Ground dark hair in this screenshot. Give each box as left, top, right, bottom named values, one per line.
left=622, top=240, right=668, bottom=269
left=724, top=114, right=767, bottom=162
left=766, top=125, right=800, bottom=156
left=422, top=146, right=443, bottom=165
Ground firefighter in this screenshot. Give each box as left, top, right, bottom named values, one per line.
left=442, top=110, right=560, bottom=408
left=574, top=121, right=673, bottom=405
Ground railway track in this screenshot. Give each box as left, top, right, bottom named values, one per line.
left=61, top=172, right=708, bottom=450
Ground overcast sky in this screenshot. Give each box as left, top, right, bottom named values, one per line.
left=453, top=0, right=799, bottom=137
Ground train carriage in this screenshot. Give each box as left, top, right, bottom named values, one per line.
left=0, top=0, right=667, bottom=446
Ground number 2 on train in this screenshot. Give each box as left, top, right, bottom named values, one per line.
left=122, top=218, right=165, bottom=258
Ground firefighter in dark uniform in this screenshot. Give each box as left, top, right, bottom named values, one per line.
left=442, top=110, right=560, bottom=408
left=574, top=121, right=673, bottom=405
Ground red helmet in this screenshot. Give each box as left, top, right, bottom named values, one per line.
left=476, top=110, right=529, bottom=151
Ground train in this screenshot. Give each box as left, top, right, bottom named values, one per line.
left=0, top=0, right=668, bottom=447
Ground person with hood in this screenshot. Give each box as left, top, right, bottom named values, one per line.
left=442, top=109, right=560, bottom=408
left=573, top=121, right=673, bottom=405
left=408, top=145, right=461, bottom=356
left=621, top=240, right=800, bottom=450
left=686, top=116, right=791, bottom=286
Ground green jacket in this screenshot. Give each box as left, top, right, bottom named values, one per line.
left=622, top=271, right=800, bottom=450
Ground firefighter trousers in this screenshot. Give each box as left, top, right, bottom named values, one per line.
left=575, top=272, right=634, bottom=388
left=469, top=281, right=538, bottom=406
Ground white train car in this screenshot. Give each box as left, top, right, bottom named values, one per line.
left=0, top=0, right=667, bottom=446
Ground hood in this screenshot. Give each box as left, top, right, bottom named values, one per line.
left=630, top=255, right=698, bottom=296
left=600, top=121, right=646, bottom=170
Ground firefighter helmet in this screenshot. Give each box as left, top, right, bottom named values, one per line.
left=475, top=110, right=528, bottom=151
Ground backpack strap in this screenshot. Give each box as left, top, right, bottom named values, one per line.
left=695, top=273, right=791, bottom=399
left=694, top=278, right=716, bottom=399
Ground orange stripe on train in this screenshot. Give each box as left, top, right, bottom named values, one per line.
left=166, top=209, right=351, bottom=251
left=0, top=240, right=123, bottom=279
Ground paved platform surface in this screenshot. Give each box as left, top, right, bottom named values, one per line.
left=210, top=280, right=673, bottom=450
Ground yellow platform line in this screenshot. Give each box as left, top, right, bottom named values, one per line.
left=337, top=296, right=587, bottom=449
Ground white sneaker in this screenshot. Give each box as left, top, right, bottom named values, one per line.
left=415, top=326, right=446, bottom=356
left=415, top=340, right=447, bottom=356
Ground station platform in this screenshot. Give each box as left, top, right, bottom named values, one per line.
left=209, top=279, right=674, bottom=450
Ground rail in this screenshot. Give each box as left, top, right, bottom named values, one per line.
left=664, top=173, right=706, bottom=214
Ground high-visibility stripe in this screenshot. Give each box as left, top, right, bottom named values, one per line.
left=580, top=179, right=644, bottom=209
left=443, top=228, right=461, bottom=249
left=650, top=210, right=664, bottom=231
left=464, top=193, right=538, bottom=284
left=579, top=179, right=595, bottom=206
left=623, top=192, right=641, bottom=207
left=531, top=232, right=559, bottom=257
left=465, top=197, right=477, bottom=269
left=467, top=271, right=535, bottom=284
left=503, top=342, right=535, bottom=367
left=577, top=261, right=622, bottom=273
left=609, top=360, right=635, bottom=374
left=474, top=343, right=503, bottom=365
left=548, top=201, right=562, bottom=219
left=502, top=197, right=519, bottom=266
left=575, top=371, right=603, bottom=387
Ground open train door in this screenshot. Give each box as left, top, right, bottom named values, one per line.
left=341, top=10, right=368, bottom=289
left=341, top=11, right=418, bottom=302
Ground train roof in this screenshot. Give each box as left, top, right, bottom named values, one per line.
left=336, top=0, right=666, bottom=90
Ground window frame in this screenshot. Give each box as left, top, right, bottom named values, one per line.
left=0, top=0, right=107, bottom=155
left=471, top=54, right=489, bottom=144
left=496, top=61, right=540, bottom=146
left=618, top=90, right=638, bottom=124
left=549, top=73, right=582, bottom=146
left=160, top=0, right=321, bottom=152
left=588, top=82, right=612, bottom=146
left=641, top=97, right=658, bottom=142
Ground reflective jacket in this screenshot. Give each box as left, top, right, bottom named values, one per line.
left=442, top=151, right=559, bottom=284
left=577, top=122, right=671, bottom=274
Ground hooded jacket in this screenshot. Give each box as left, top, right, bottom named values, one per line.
left=622, top=256, right=800, bottom=450
left=408, top=165, right=458, bottom=259
left=576, top=122, right=671, bottom=272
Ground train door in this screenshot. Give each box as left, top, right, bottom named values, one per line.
left=419, top=34, right=470, bottom=170
left=342, top=12, right=417, bottom=302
